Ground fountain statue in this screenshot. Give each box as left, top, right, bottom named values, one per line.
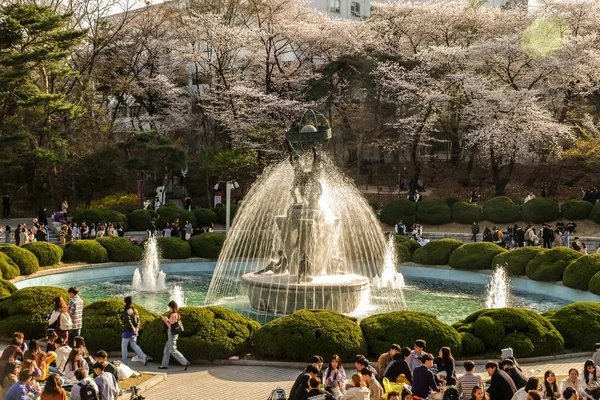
left=485, top=265, right=511, bottom=308
left=132, top=236, right=166, bottom=291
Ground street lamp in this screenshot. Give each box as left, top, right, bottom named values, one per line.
left=214, top=180, right=239, bottom=235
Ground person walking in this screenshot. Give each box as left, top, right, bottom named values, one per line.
left=67, top=287, right=84, bottom=344
left=471, top=222, right=480, bottom=243
left=2, top=194, right=10, bottom=220
left=61, top=199, right=69, bottom=219
left=121, top=296, right=149, bottom=365
left=159, top=300, right=190, bottom=370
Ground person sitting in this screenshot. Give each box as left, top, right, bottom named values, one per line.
left=341, top=373, right=370, bottom=400
left=304, top=377, right=334, bottom=400
left=4, top=370, right=33, bottom=400
left=376, top=344, right=400, bottom=378
left=501, top=359, right=527, bottom=389
left=457, top=361, right=483, bottom=400
left=34, top=351, right=57, bottom=382
left=41, top=373, right=67, bottom=400
left=384, top=348, right=412, bottom=384
left=289, top=364, right=321, bottom=400
left=408, top=340, right=426, bottom=372
left=511, top=377, right=539, bottom=400
left=486, top=361, right=517, bottom=400
left=0, top=335, right=24, bottom=375
left=64, top=349, right=89, bottom=383
left=93, top=362, right=118, bottom=400
left=560, top=369, right=584, bottom=400
left=0, top=362, right=20, bottom=399
left=354, top=357, right=378, bottom=380
left=395, top=221, right=406, bottom=235
left=412, top=353, right=441, bottom=400
left=94, top=350, right=121, bottom=382
left=323, top=355, right=345, bottom=394
left=70, top=368, right=99, bottom=400
left=255, top=250, right=288, bottom=275
left=360, top=368, right=383, bottom=400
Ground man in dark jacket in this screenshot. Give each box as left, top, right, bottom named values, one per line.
left=471, top=222, right=480, bottom=242
left=384, top=348, right=413, bottom=384
left=289, top=364, right=320, bottom=400
left=542, top=224, right=554, bottom=249
left=486, top=361, right=517, bottom=400
left=412, top=354, right=440, bottom=400
left=500, top=359, right=527, bottom=389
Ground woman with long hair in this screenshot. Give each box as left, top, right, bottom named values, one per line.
left=342, top=373, right=370, bottom=399
left=23, top=339, right=40, bottom=361
left=0, top=362, right=20, bottom=399
left=159, top=300, right=190, bottom=370
left=323, top=354, right=346, bottom=393
left=436, top=346, right=456, bottom=386
left=47, top=297, right=72, bottom=342
left=73, top=336, right=94, bottom=367
left=512, top=378, right=540, bottom=400
left=41, top=373, right=67, bottom=400
left=121, top=296, right=148, bottom=365
left=64, top=349, right=88, bottom=382
left=471, top=386, right=490, bottom=400
left=583, top=360, right=600, bottom=400
left=34, top=351, right=57, bottom=382
left=542, top=370, right=561, bottom=400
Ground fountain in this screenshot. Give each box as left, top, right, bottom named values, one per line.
left=170, top=284, right=187, bottom=307
left=204, top=110, right=407, bottom=322
left=485, top=265, right=511, bottom=308
left=132, top=236, right=166, bottom=291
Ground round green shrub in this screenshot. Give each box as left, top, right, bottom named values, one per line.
left=416, top=199, right=452, bottom=225
left=361, top=311, right=462, bottom=357
left=460, top=332, right=485, bottom=355
left=449, top=243, right=506, bottom=270
left=188, top=233, right=225, bottom=258
left=72, top=209, right=128, bottom=231
left=482, top=197, right=521, bottom=223
left=525, top=247, right=582, bottom=282
left=413, top=239, right=463, bottom=265
left=95, top=237, right=143, bottom=262
left=589, top=272, right=600, bottom=296
left=380, top=200, right=417, bottom=226
left=445, top=197, right=460, bottom=207
left=499, top=333, right=535, bottom=357
left=395, top=235, right=420, bottom=262
left=216, top=205, right=238, bottom=225
left=22, top=242, right=63, bottom=267
left=82, top=299, right=157, bottom=352
left=473, top=316, right=505, bottom=348
left=521, top=198, right=560, bottom=223
left=492, top=247, right=544, bottom=276
left=126, top=209, right=158, bottom=231
left=193, top=208, right=218, bottom=226
left=561, top=200, right=593, bottom=220
left=0, top=287, right=70, bottom=338
left=0, top=279, right=17, bottom=298
left=156, top=207, right=197, bottom=230
left=589, top=202, right=600, bottom=224
left=0, top=253, right=19, bottom=279
left=548, top=302, right=600, bottom=350
left=0, top=245, right=39, bottom=275
left=563, top=254, right=600, bottom=290
left=451, top=202, right=483, bottom=224
left=254, top=309, right=366, bottom=361
left=156, top=237, right=191, bottom=259
left=139, top=306, right=260, bottom=361
left=62, top=241, right=109, bottom=264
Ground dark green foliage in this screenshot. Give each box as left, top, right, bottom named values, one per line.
left=499, top=333, right=535, bottom=357
left=413, top=239, right=463, bottom=265
left=72, top=209, right=128, bottom=231
left=127, top=209, right=158, bottom=231
left=82, top=299, right=157, bottom=352
left=451, top=202, right=483, bottom=224
left=140, top=306, right=260, bottom=361
left=255, top=309, right=367, bottom=361
left=22, top=242, right=63, bottom=266
left=216, top=205, right=238, bottom=225
left=460, top=332, right=485, bottom=355
left=589, top=202, right=600, bottom=224
left=0, top=287, right=70, bottom=338
left=62, top=241, right=109, bottom=264
left=589, top=272, right=600, bottom=296
left=0, top=245, right=39, bottom=275
left=395, top=235, right=420, bottom=262
left=445, top=197, right=460, bottom=207
left=380, top=200, right=417, bottom=226
left=473, top=316, right=505, bottom=348
left=0, top=251, right=23, bottom=279
left=525, top=247, right=582, bottom=281
left=416, top=199, right=452, bottom=225
left=492, top=247, right=544, bottom=276
left=192, top=208, right=218, bottom=226
left=156, top=207, right=197, bottom=230
left=548, top=302, right=600, bottom=350
left=156, top=237, right=191, bottom=259
left=563, top=254, right=600, bottom=290
left=561, top=200, right=593, bottom=220
left=521, top=198, right=560, bottom=223
left=188, top=233, right=225, bottom=258
left=361, top=311, right=462, bottom=357
left=396, top=244, right=412, bottom=262
left=95, top=237, right=143, bottom=262
left=449, top=243, right=506, bottom=270
left=0, top=280, right=17, bottom=299
left=482, top=197, right=521, bottom=223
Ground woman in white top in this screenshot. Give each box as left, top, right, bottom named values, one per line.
left=513, top=378, right=540, bottom=400
left=559, top=369, right=584, bottom=400
left=583, top=360, right=600, bottom=400
left=542, top=370, right=561, bottom=400
left=341, top=373, right=370, bottom=400
left=63, top=348, right=89, bottom=382
left=47, top=296, right=73, bottom=343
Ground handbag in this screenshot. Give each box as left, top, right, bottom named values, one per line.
left=171, top=319, right=184, bottom=335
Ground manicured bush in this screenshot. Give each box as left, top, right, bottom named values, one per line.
left=0, top=253, right=19, bottom=279
left=561, top=200, right=593, bottom=220
left=499, top=333, right=535, bottom=357
left=140, top=306, right=260, bottom=361
left=22, top=242, right=63, bottom=267
left=193, top=208, right=218, bottom=226
left=72, top=209, right=128, bottom=231
left=189, top=233, right=225, bottom=258
left=525, top=247, right=582, bottom=282
left=416, top=199, right=452, bottom=225
left=255, top=309, right=366, bottom=361
left=361, top=311, right=462, bottom=357
left=395, top=235, right=420, bottom=262
left=449, top=243, right=506, bottom=270
left=589, top=202, right=600, bottom=224
left=473, top=316, right=505, bottom=348
left=451, top=202, right=483, bottom=224
left=156, top=207, right=197, bottom=230
left=589, top=271, right=600, bottom=296
left=380, top=200, right=417, bottom=226
left=0, top=279, right=17, bottom=299
left=521, top=198, right=560, bottom=223
left=492, top=247, right=544, bottom=276
left=460, top=332, right=485, bottom=355
left=82, top=299, right=157, bottom=352
left=548, top=302, right=600, bottom=350
left=413, top=239, right=463, bottom=265
left=156, top=237, right=191, bottom=259
left=0, top=287, right=70, bottom=338
left=563, top=254, right=600, bottom=290
left=216, top=205, right=238, bottom=225
left=62, top=241, right=109, bottom=264
left=445, top=197, right=460, bottom=207
left=127, top=209, right=158, bottom=231
left=96, top=237, right=143, bottom=262
left=0, top=245, right=39, bottom=275
left=482, top=197, right=521, bottom=223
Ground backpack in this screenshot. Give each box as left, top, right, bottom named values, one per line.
left=267, top=387, right=286, bottom=400
left=78, top=381, right=99, bottom=400
left=443, top=388, right=459, bottom=400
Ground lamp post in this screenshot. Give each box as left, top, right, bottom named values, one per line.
left=214, top=180, right=239, bottom=235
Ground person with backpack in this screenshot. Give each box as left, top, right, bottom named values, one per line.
left=158, top=300, right=190, bottom=370
left=47, top=297, right=73, bottom=343
left=70, top=368, right=99, bottom=400
left=121, top=296, right=149, bottom=366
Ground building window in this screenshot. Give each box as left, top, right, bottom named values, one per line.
left=330, top=0, right=340, bottom=13
left=351, top=2, right=361, bottom=16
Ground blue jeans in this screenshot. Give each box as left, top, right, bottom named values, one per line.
left=69, top=328, right=81, bottom=344
left=161, top=330, right=189, bottom=367
left=121, top=336, right=146, bottom=364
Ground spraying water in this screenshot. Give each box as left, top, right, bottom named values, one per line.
left=378, top=235, right=406, bottom=290
left=485, top=265, right=510, bottom=308
left=132, top=236, right=167, bottom=291
left=170, top=284, right=187, bottom=307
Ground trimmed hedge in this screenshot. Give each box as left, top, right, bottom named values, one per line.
left=156, top=207, right=197, bottom=230
left=561, top=200, right=593, bottom=220
left=0, top=253, right=19, bottom=280
left=563, top=254, right=600, bottom=291
left=140, top=306, right=260, bottom=361
left=416, top=199, right=452, bottom=225
left=82, top=299, right=157, bottom=352
left=380, top=200, right=417, bottom=226
left=449, top=243, right=506, bottom=270
left=460, top=332, right=485, bottom=355
left=22, top=242, right=63, bottom=267
left=452, top=308, right=564, bottom=357
left=525, top=247, right=582, bottom=282
left=193, top=208, right=218, bottom=226
left=451, top=202, right=483, bottom=224
left=521, top=198, right=560, bottom=223
left=62, top=240, right=109, bottom=264
left=0, top=245, right=39, bottom=275
left=156, top=237, right=192, bottom=259
left=492, top=247, right=544, bottom=276
left=0, top=279, right=17, bottom=299
left=95, top=237, right=143, bottom=262
left=589, top=271, right=600, bottom=296
left=482, top=197, right=521, bottom=223
left=589, top=202, right=600, bottom=224
left=255, top=309, right=367, bottom=362
left=127, top=209, right=158, bottom=231
left=395, top=235, right=420, bottom=262
left=216, top=205, right=239, bottom=225
left=413, top=239, right=463, bottom=265
left=189, top=233, right=225, bottom=258
left=361, top=311, right=462, bottom=357
left=0, top=287, right=70, bottom=338
left=72, top=209, right=128, bottom=231
left=548, top=302, right=600, bottom=351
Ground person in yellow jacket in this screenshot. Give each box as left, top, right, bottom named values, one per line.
left=34, top=351, right=57, bottom=382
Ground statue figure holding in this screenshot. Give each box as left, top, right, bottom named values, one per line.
left=255, top=250, right=288, bottom=275
left=297, top=253, right=313, bottom=283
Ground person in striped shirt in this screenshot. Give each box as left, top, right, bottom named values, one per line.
left=457, top=361, right=484, bottom=400
left=68, top=287, right=84, bottom=345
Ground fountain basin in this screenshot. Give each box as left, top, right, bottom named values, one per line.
left=240, top=272, right=369, bottom=314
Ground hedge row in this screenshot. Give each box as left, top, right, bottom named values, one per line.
left=381, top=196, right=600, bottom=225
